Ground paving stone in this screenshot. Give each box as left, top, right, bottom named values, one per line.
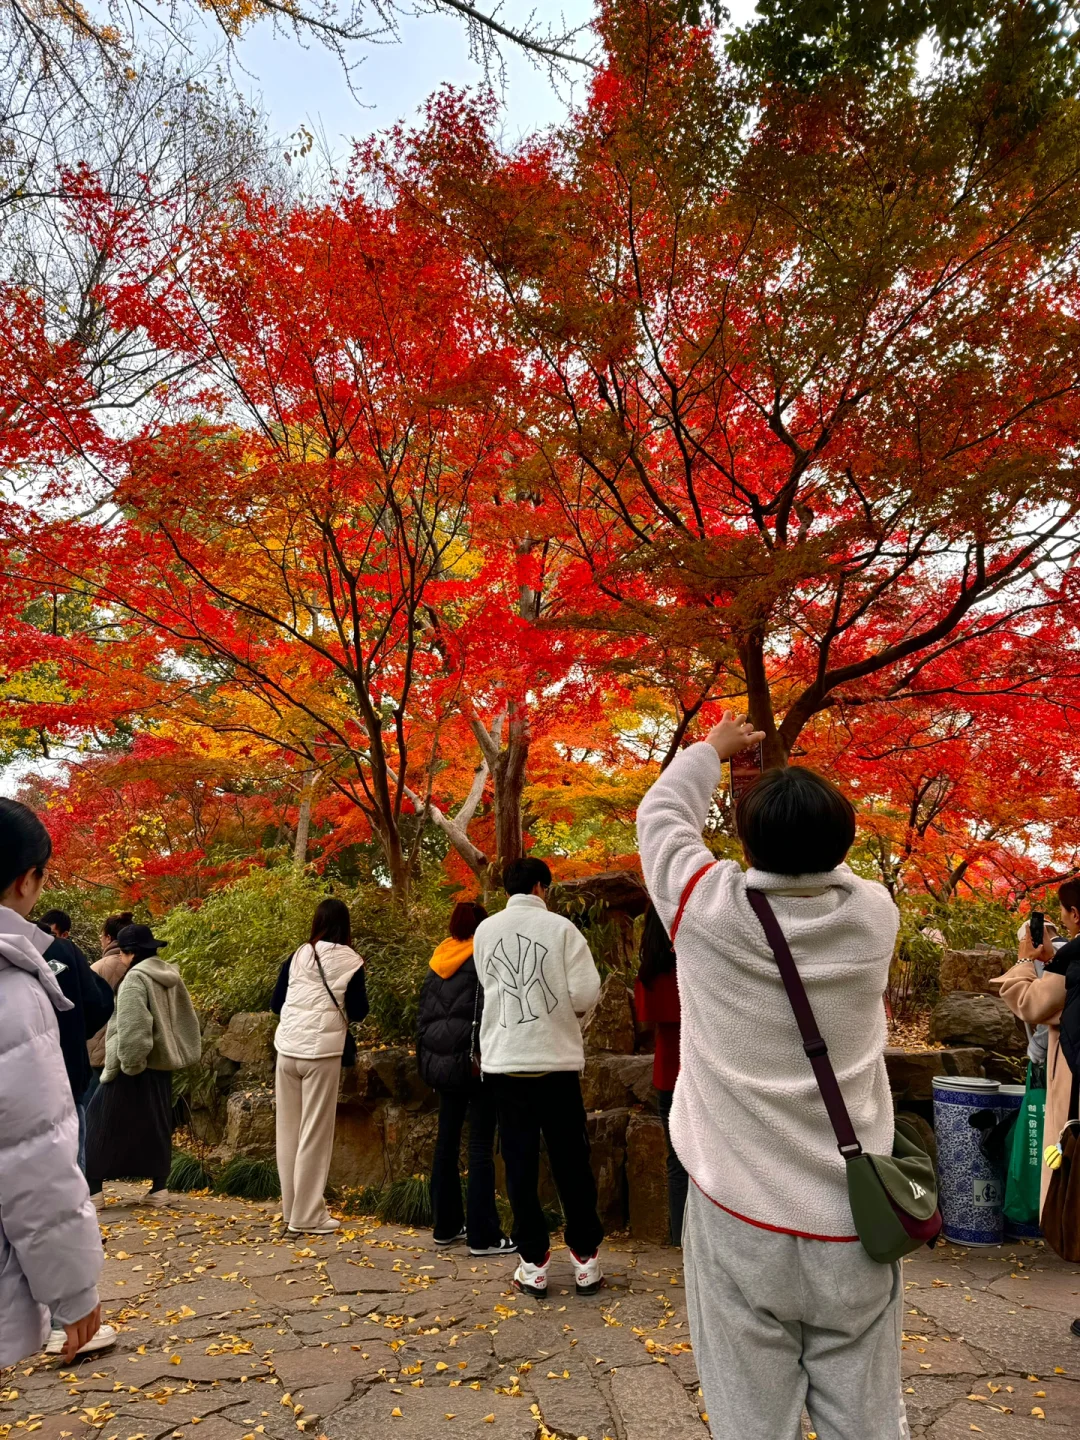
left=901, top=1336, right=989, bottom=1377
left=987, top=1268, right=1080, bottom=1317
left=323, top=1384, right=534, bottom=1440
left=900, top=1376, right=973, bottom=1430
left=491, top=1317, right=572, bottom=1364
left=245, top=1276, right=331, bottom=1311
left=393, top=1330, right=498, bottom=1382
left=321, top=1258, right=401, bottom=1294
left=926, top=1400, right=1072, bottom=1435
left=525, top=1356, right=614, bottom=1440
left=271, top=1342, right=396, bottom=1391
left=911, top=1282, right=1080, bottom=1378
left=164, top=1416, right=253, bottom=1440
left=609, top=1362, right=705, bottom=1440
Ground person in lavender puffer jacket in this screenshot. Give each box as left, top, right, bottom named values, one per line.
left=0, top=798, right=105, bottom=1366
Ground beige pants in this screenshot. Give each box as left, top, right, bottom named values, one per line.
left=275, top=1053, right=340, bottom=1230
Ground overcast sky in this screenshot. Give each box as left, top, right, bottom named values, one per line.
left=220, top=0, right=758, bottom=156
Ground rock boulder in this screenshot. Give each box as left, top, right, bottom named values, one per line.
left=219, top=1087, right=276, bottom=1161
left=928, top=992, right=1026, bottom=1054
left=582, top=975, right=635, bottom=1055
left=581, top=1053, right=654, bottom=1112
left=216, top=1011, right=278, bottom=1084
left=885, top=1046, right=986, bottom=1102
left=938, top=948, right=1011, bottom=996
left=587, top=1107, right=629, bottom=1229
left=626, top=1112, right=670, bottom=1245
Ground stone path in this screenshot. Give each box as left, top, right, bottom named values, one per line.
left=1, top=1186, right=1077, bottom=1440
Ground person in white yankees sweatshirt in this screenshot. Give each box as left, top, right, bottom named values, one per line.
left=637, top=713, right=906, bottom=1440
left=473, top=857, right=603, bottom=1299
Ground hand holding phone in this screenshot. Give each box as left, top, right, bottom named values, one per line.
left=1030, top=910, right=1045, bottom=949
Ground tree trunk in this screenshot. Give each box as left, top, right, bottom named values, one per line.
left=292, top=772, right=315, bottom=868
left=492, top=699, right=529, bottom=869
left=741, top=632, right=787, bottom=768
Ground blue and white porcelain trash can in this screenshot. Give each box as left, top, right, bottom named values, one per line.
left=932, top=1076, right=1004, bottom=1245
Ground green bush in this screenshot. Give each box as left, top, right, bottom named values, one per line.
left=161, top=867, right=327, bottom=1018
left=160, top=865, right=447, bottom=1042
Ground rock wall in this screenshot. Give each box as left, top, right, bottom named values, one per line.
left=192, top=999, right=994, bottom=1246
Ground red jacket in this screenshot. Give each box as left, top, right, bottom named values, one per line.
left=634, top=969, right=681, bottom=1092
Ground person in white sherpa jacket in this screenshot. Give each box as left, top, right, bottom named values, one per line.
left=637, top=714, right=907, bottom=1440
left=473, top=857, right=603, bottom=1301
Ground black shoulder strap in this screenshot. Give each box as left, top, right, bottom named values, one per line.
left=745, top=888, right=863, bottom=1159
left=309, top=944, right=348, bottom=1025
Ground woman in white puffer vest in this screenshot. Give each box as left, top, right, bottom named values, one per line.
left=271, top=898, right=367, bottom=1234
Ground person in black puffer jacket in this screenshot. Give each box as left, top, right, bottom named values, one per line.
left=417, top=901, right=514, bottom=1258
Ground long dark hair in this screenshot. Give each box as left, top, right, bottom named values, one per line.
left=449, top=900, right=487, bottom=941
left=309, top=897, right=351, bottom=948
left=0, top=798, right=52, bottom=896
left=637, top=902, right=676, bottom=988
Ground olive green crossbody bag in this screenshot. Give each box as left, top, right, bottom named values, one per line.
left=747, top=889, right=942, bottom=1264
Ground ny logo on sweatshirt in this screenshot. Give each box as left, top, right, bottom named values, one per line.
left=488, top=933, right=559, bottom=1026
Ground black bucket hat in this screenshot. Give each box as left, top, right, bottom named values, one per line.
left=116, top=922, right=166, bottom=954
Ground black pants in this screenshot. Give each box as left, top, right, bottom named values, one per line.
left=489, top=1072, right=604, bottom=1267
left=430, top=1080, right=502, bottom=1248
left=656, top=1087, right=689, bottom=1246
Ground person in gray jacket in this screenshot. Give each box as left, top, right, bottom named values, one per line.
left=0, top=798, right=105, bottom=1365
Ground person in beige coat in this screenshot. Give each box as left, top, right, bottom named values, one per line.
left=995, top=880, right=1080, bottom=1211
left=85, top=913, right=134, bottom=1077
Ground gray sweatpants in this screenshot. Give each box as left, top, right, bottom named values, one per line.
left=683, top=1184, right=908, bottom=1440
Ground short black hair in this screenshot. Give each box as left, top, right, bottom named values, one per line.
left=0, top=798, right=52, bottom=896
left=736, top=766, right=856, bottom=875
left=1059, top=879, right=1080, bottom=915
left=503, top=857, right=553, bottom=896
left=40, top=908, right=71, bottom=933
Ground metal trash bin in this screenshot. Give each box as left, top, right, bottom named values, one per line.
left=932, top=1076, right=1004, bottom=1245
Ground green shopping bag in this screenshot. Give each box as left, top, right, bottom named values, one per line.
left=1004, top=1063, right=1046, bottom=1229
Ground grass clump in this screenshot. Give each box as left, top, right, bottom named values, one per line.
left=167, top=1150, right=215, bottom=1192
left=376, top=1176, right=433, bottom=1226
left=216, top=1156, right=281, bottom=1200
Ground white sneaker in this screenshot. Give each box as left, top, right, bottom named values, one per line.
left=91, top=1192, right=104, bottom=1212
left=287, top=1217, right=340, bottom=1235
left=571, top=1249, right=604, bottom=1296
left=44, top=1324, right=117, bottom=1357
left=434, top=1228, right=466, bottom=1249
left=142, top=1188, right=171, bottom=1206
left=513, top=1252, right=549, bottom=1299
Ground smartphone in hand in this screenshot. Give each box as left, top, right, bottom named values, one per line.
left=1030, top=910, right=1045, bottom=949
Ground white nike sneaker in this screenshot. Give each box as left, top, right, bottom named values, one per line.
left=571, top=1249, right=604, bottom=1296
left=513, top=1252, right=549, bottom=1299
left=142, top=1188, right=171, bottom=1206
left=44, top=1324, right=117, bottom=1357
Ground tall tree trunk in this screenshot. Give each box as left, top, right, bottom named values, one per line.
left=292, top=771, right=315, bottom=868
left=492, top=699, right=529, bottom=869
left=741, top=632, right=787, bottom=768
